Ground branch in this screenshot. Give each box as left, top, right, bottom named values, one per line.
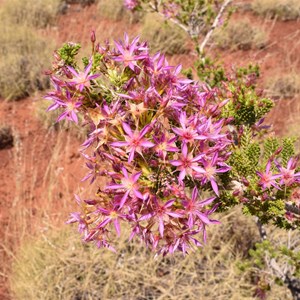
left=255, top=217, right=267, bottom=241
left=255, top=219, right=300, bottom=300
left=285, top=203, right=300, bottom=216
left=148, top=2, right=190, bottom=34
left=199, top=0, right=232, bottom=55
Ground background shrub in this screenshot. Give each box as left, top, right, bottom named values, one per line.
left=266, top=73, right=300, bottom=99
left=97, top=0, right=143, bottom=23
left=252, top=0, right=300, bottom=21
left=141, top=14, right=188, bottom=55
left=213, top=19, right=268, bottom=51
left=0, top=23, right=52, bottom=100
left=0, top=0, right=63, bottom=28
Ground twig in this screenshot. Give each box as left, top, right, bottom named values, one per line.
left=148, top=2, right=189, bottom=34
left=199, top=0, right=232, bottom=55
left=255, top=217, right=267, bottom=241
left=255, top=218, right=300, bottom=300
left=285, top=203, right=300, bottom=216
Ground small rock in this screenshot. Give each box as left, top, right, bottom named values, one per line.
left=0, top=126, right=14, bottom=150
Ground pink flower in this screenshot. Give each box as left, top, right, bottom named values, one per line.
left=124, top=0, right=139, bottom=10
left=181, top=187, right=217, bottom=228
left=68, top=61, right=99, bottom=92
left=276, top=158, right=300, bottom=186
left=106, top=167, right=143, bottom=208
left=139, top=197, right=182, bottom=237
left=257, top=161, right=281, bottom=190
left=113, top=34, right=148, bottom=71
left=170, top=143, right=204, bottom=182
left=111, top=122, right=155, bottom=162
left=96, top=206, right=127, bottom=236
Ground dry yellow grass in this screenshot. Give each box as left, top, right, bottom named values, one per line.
left=266, top=73, right=300, bottom=99
left=0, top=18, right=54, bottom=100
left=252, top=0, right=300, bottom=21
left=9, top=206, right=295, bottom=300
left=97, top=0, right=143, bottom=24
left=0, top=0, right=62, bottom=28
left=213, top=19, right=269, bottom=51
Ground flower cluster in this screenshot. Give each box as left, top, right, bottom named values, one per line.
left=45, top=34, right=234, bottom=255
left=124, top=0, right=139, bottom=10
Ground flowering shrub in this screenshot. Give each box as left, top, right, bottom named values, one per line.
left=123, top=0, right=229, bottom=38
left=45, top=33, right=300, bottom=256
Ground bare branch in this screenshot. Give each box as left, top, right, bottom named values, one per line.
left=285, top=203, right=300, bottom=216
left=148, top=2, right=190, bottom=34
left=199, top=0, right=232, bottom=54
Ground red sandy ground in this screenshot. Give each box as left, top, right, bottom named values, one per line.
left=0, top=2, right=299, bottom=299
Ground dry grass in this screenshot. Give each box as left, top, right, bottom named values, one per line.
left=266, top=73, right=300, bottom=99
left=252, top=0, right=300, bottom=21
left=141, top=14, right=188, bottom=55
left=213, top=19, right=269, bottom=51
left=0, top=118, right=90, bottom=298
left=97, top=0, right=143, bottom=24
left=0, top=0, right=63, bottom=28
left=0, top=20, right=53, bottom=100
left=10, top=205, right=292, bottom=300
left=10, top=208, right=257, bottom=300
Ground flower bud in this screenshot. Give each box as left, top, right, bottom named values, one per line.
left=241, top=177, right=249, bottom=187
left=91, top=30, right=96, bottom=43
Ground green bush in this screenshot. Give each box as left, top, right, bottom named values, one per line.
left=0, top=23, right=52, bottom=100
left=0, top=0, right=63, bottom=28
left=252, top=0, right=300, bottom=21
left=213, top=20, right=268, bottom=51
left=141, top=14, right=188, bottom=55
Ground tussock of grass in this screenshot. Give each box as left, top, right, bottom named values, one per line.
left=10, top=208, right=263, bottom=300
left=266, top=73, right=300, bottom=99
left=66, top=0, right=96, bottom=6
left=213, top=20, right=268, bottom=51
left=0, top=0, right=63, bottom=28
left=34, top=99, right=88, bottom=140
left=97, top=0, right=143, bottom=23
left=141, top=14, right=188, bottom=55
left=0, top=23, right=52, bottom=100
left=252, top=0, right=300, bottom=21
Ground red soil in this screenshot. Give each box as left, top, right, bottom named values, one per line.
left=0, top=2, right=300, bottom=299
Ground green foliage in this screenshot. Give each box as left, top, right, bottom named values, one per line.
left=282, top=138, right=296, bottom=165
left=222, top=87, right=274, bottom=126
left=195, top=56, right=226, bottom=87
left=57, top=43, right=82, bottom=67
left=246, top=239, right=300, bottom=280
left=195, top=56, right=260, bottom=89
left=263, top=137, right=280, bottom=160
